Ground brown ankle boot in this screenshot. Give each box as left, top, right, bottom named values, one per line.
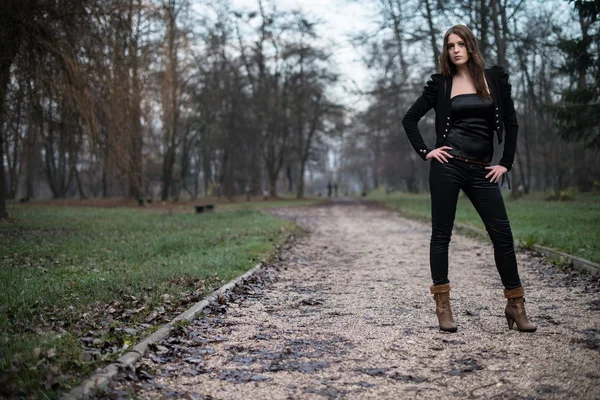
left=430, top=283, right=457, bottom=332
left=504, top=286, right=537, bottom=332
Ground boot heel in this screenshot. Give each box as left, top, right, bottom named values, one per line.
left=430, top=284, right=457, bottom=332
left=504, top=289, right=537, bottom=333
left=506, top=314, right=515, bottom=330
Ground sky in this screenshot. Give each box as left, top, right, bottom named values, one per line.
left=230, top=0, right=378, bottom=110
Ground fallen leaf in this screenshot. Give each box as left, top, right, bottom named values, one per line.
left=155, top=345, right=169, bottom=354
left=32, top=348, right=41, bottom=359
left=10, top=354, right=22, bottom=373
left=145, top=311, right=158, bottom=322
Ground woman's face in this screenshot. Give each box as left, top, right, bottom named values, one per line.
left=447, top=33, right=468, bottom=66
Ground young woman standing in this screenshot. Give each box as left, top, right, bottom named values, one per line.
left=402, top=25, right=536, bottom=333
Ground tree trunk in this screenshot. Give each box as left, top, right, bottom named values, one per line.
left=479, top=0, right=489, bottom=59
left=73, top=165, right=87, bottom=199
left=218, top=150, right=229, bottom=198
left=373, top=129, right=381, bottom=189
left=161, top=147, right=175, bottom=201
left=224, top=153, right=234, bottom=200
left=176, top=128, right=191, bottom=201
left=24, top=83, right=39, bottom=199
left=423, top=0, right=440, bottom=71
left=5, top=82, right=24, bottom=199
left=43, top=95, right=75, bottom=198
left=388, top=0, right=408, bottom=82
left=286, top=164, right=293, bottom=193
left=202, top=147, right=212, bottom=196
left=499, top=0, right=510, bottom=69
left=44, top=101, right=58, bottom=197
left=296, top=96, right=322, bottom=199
left=491, top=0, right=508, bottom=70
left=577, top=6, right=589, bottom=90
left=0, top=126, right=6, bottom=219
left=251, top=139, right=262, bottom=195
left=516, top=45, right=537, bottom=193
left=269, top=169, right=278, bottom=198
left=296, top=162, right=305, bottom=199
left=128, top=0, right=143, bottom=200
left=161, top=0, right=180, bottom=202
left=0, top=0, right=32, bottom=219
left=129, top=66, right=142, bottom=198
left=102, top=139, right=109, bottom=198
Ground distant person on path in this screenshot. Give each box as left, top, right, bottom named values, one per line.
left=334, top=182, right=338, bottom=198
left=327, top=182, right=333, bottom=198
left=402, top=25, right=536, bottom=333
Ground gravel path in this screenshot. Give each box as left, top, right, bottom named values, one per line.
left=105, top=201, right=600, bottom=399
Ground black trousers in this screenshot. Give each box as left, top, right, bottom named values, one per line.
left=429, top=159, right=521, bottom=289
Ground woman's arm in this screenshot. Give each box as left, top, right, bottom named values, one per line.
left=494, top=67, right=518, bottom=171
left=402, top=75, right=440, bottom=160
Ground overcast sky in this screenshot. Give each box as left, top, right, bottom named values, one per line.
left=230, top=0, right=378, bottom=110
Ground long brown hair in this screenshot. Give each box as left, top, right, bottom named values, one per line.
left=440, top=25, right=490, bottom=100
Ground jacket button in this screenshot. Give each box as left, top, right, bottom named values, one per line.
left=496, top=107, right=499, bottom=110
left=445, top=129, right=448, bottom=132
left=443, top=134, right=446, bottom=137
left=447, top=116, right=450, bottom=119
left=446, top=123, right=449, bottom=126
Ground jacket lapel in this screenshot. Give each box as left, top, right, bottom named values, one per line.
left=444, top=74, right=452, bottom=101
left=485, top=70, right=500, bottom=106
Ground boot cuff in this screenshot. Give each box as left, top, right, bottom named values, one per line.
left=504, top=286, right=525, bottom=299
left=430, top=283, right=451, bottom=294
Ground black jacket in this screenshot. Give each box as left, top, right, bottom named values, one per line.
left=402, top=66, right=518, bottom=171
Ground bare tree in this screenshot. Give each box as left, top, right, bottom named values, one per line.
left=0, top=0, right=35, bottom=219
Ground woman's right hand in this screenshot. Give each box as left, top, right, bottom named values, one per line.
left=425, top=146, right=453, bottom=163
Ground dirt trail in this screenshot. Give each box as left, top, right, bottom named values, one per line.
left=106, top=201, right=600, bottom=399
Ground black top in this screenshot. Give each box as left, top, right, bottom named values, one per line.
left=401, top=67, right=518, bottom=171
left=446, top=93, right=495, bottom=163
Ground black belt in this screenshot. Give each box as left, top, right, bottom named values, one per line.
left=452, top=155, right=491, bottom=166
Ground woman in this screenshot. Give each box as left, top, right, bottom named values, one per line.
left=402, top=25, right=536, bottom=333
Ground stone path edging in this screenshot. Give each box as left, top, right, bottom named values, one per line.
left=529, top=244, right=599, bottom=275
left=453, top=222, right=599, bottom=276
left=63, top=263, right=264, bottom=400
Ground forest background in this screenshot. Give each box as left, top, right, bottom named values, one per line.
left=1, top=0, right=599, bottom=220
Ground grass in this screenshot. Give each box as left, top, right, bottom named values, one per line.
left=21, top=195, right=321, bottom=213
left=368, top=190, right=600, bottom=264
left=0, top=202, right=300, bottom=398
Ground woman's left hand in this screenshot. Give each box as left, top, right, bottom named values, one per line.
left=485, top=165, right=508, bottom=183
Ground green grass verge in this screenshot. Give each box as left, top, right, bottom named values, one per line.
left=368, top=191, right=600, bottom=264
left=0, top=204, right=297, bottom=398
